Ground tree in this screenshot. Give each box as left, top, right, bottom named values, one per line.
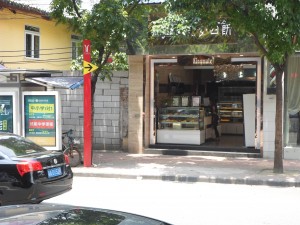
left=50, top=0, right=160, bottom=147
left=50, top=0, right=153, bottom=94
left=161, top=0, right=300, bottom=173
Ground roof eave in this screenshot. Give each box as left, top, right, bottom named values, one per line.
left=0, top=0, right=51, bottom=20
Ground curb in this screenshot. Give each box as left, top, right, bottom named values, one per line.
left=73, top=172, right=300, bottom=188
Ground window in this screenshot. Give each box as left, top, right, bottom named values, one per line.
left=285, top=54, right=300, bottom=147
left=71, top=35, right=81, bottom=60
left=25, top=25, right=40, bottom=58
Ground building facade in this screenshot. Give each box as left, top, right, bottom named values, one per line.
left=2, top=0, right=300, bottom=161
left=0, top=0, right=79, bottom=71
left=0, top=1, right=129, bottom=151
left=126, top=54, right=300, bottom=160
left=0, top=0, right=80, bottom=148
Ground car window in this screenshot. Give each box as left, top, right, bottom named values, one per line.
left=39, top=209, right=169, bottom=225
left=38, top=209, right=125, bottom=225
left=0, top=135, right=46, bottom=157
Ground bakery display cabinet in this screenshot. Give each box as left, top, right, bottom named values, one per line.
left=158, top=107, right=204, bottom=130
left=157, top=107, right=205, bottom=144
left=217, top=102, right=244, bottom=134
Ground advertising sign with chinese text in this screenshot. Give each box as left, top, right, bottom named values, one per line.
left=0, top=96, right=13, bottom=133
left=23, top=92, right=61, bottom=149
left=0, top=89, right=19, bottom=135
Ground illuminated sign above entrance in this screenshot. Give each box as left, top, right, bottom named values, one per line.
left=193, top=56, right=214, bottom=65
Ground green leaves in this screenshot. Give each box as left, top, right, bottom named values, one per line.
left=50, top=0, right=151, bottom=73
left=164, top=0, right=300, bottom=65
left=83, top=0, right=126, bottom=52
left=151, top=13, right=193, bottom=42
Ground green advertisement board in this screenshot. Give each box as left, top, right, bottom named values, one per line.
left=24, top=95, right=56, bottom=147
left=0, top=96, right=13, bottom=133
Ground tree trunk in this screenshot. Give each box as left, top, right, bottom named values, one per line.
left=89, top=72, right=99, bottom=151
left=273, top=66, right=284, bottom=173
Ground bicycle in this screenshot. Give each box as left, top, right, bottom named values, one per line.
left=62, top=129, right=82, bottom=167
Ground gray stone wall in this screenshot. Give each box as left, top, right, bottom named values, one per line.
left=57, top=70, right=128, bottom=151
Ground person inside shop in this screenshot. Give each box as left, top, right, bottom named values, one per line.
left=211, top=105, right=220, bottom=142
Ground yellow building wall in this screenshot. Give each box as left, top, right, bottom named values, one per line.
left=0, top=8, right=76, bottom=71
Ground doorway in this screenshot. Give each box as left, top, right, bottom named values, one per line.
left=149, top=56, right=262, bottom=151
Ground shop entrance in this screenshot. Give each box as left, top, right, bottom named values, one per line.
left=149, top=56, right=262, bottom=152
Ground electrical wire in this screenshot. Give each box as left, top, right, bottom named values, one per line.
left=3, top=57, right=74, bottom=64
left=0, top=47, right=73, bottom=53
left=0, top=47, right=81, bottom=65
left=0, top=51, right=72, bottom=57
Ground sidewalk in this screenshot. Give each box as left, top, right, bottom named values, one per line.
left=71, top=151, right=300, bottom=187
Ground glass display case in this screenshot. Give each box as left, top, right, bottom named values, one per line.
left=217, top=102, right=243, bottom=123
left=158, top=107, right=204, bottom=130
left=156, top=107, right=206, bottom=145
left=217, top=102, right=244, bottom=134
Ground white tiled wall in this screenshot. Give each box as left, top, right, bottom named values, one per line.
left=284, top=147, right=300, bottom=159
left=263, top=95, right=276, bottom=158
left=263, top=59, right=300, bottom=160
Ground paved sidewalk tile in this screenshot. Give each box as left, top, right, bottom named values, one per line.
left=71, top=152, right=300, bottom=187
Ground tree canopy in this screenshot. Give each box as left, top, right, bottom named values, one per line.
left=163, top=0, right=300, bottom=63
left=50, top=0, right=159, bottom=79
left=49, top=0, right=163, bottom=151
left=50, top=0, right=163, bottom=109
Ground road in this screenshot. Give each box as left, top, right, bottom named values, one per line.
left=45, top=177, right=300, bottom=225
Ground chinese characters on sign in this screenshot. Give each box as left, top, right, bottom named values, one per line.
left=219, top=20, right=232, bottom=36
left=151, top=19, right=234, bottom=46
left=0, top=96, right=13, bottom=133
left=24, top=95, right=56, bottom=146
left=29, top=120, right=54, bottom=129
left=210, top=20, right=232, bottom=36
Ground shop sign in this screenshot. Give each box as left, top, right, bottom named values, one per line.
left=193, top=56, right=214, bottom=65
left=210, top=20, right=232, bottom=36
left=0, top=96, right=13, bottom=133
left=151, top=19, right=234, bottom=45
left=24, top=94, right=56, bottom=147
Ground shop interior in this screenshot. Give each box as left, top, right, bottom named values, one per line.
left=153, top=55, right=258, bottom=151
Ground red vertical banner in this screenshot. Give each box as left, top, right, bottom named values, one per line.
left=83, top=39, right=92, bottom=167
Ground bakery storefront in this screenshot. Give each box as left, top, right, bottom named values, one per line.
left=147, top=55, right=262, bottom=153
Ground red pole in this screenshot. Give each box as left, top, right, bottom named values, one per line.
left=83, top=39, right=92, bottom=167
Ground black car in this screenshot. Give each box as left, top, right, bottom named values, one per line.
left=0, top=132, right=73, bottom=206
left=0, top=203, right=172, bottom=225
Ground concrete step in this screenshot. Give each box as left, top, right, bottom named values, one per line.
left=144, top=148, right=261, bottom=158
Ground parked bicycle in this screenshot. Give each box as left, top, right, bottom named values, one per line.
left=62, top=129, right=82, bottom=167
